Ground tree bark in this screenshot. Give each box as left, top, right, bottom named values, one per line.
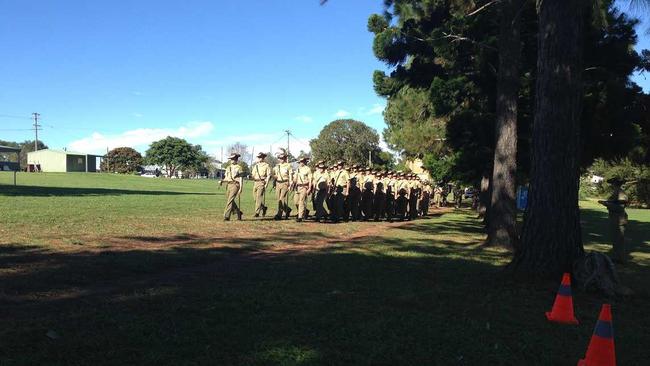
left=510, top=0, right=585, bottom=277
left=485, top=0, right=523, bottom=248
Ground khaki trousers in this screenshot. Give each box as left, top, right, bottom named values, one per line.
left=275, top=181, right=290, bottom=217
left=295, top=186, right=309, bottom=219
left=224, top=182, right=240, bottom=219
left=253, top=181, right=266, bottom=215
left=314, top=188, right=328, bottom=220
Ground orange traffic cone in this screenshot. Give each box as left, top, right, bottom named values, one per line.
left=578, top=304, right=616, bottom=366
left=546, top=273, right=579, bottom=324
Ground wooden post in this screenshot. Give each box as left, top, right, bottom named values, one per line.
left=14, top=171, right=17, bottom=186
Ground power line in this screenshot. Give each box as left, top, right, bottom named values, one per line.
left=0, top=113, right=30, bottom=120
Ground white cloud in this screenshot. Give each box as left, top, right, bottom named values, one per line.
left=132, top=113, right=143, bottom=118
left=367, top=103, right=385, bottom=115
left=68, top=121, right=214, bottom=154
left=294, top=115, right=313, bottom=123
left=131, top=91, right=143, bottom=96
left=334, top=110, right=351, bottom=118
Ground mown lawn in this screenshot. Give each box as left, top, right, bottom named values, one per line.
left=0, top=173, right=648, bottom=365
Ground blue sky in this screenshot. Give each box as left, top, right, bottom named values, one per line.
left=0, top=0, right=648, bottom=159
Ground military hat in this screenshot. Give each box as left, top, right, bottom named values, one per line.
left=298, top=156, right=310, bottom=163
left=277, top=152, right=288, bottom=159
left=256, top=152, right=268, bottom=158
left=228, top=152, right=241, bottom=160
left=316, top=162, right=326, bottom=169
left=337, top=160, right=345, bottom=167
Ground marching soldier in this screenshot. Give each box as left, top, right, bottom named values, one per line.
left=385, top=171, right=397, bottom=222
left=293, top=156, right=313, bottom=222
left=273, top=151, right=294, bottom=220
left=348, top=164, right=362, bottom=221
left=408, top=174, right=419, bottom=220
left=361, top=167, right=375, bottom=220
left=331, top=161, right=350, bottom=222
left=373, top=171, right=386, bottom=221
left=395, top=172, right=409, bottom=221
left=222, top=152, right=244, bottom=221
left=251, top=152, right=271, bottom=217
left=312, top=162, right=330, bottom=222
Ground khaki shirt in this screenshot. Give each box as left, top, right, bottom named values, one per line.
left=224, top=163, right=242, bottom=182
left=333, top=169, right=350, bottom=188
left=313, top=170, right=330, bottom=190
left=251, top=162, right=271, bottom=181
left=349, top=172, right=361, bottom=187
left=273, top=162, right=293, bottom=182
left=294, top=165, right=313, bottom=186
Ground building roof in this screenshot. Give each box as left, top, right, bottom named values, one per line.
left=28, top=148, right=104, bottom=157
left=0, top=145, right=21, bottom=153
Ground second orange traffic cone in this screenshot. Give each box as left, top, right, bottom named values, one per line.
left=578, top=304, right=616, bottom=366
left=546, top=273, right=579, bottom=324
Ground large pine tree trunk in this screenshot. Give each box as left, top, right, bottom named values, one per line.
left=486, top=0, right=523, bottom=248
left=510, top=0, right=585, bottom=277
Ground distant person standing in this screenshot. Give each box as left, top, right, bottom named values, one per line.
left=273, top=152, right=294, bottom=220
left=599, top=177, right=629, bottom=263
left=453, top=184, right=463, bottom=209
left=293, top=156, right=313, bottom=222
left=222, top=152, right=243, bottom=221
left=251, top=152, right=271, bottom=217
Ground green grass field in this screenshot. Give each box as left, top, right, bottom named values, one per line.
left=1, top=172, right=648, bottom=365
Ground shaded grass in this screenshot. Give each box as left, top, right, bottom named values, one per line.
left=0, top=174, right=649, bottom=365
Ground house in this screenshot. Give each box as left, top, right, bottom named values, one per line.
left=27, top=149, right=103, bottom=173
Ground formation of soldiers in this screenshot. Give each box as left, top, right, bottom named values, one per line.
left=221, top=151, right=438, bottom=223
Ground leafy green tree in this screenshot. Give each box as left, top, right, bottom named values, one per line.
left=309, top=119, right=384, bottom=166
left=513, top=0, right=650, bottom=277
left=100, top=147, right=143, bottom=173
left=145, top=136, right=205, bottom=178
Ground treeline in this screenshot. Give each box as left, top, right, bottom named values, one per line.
left=369, top=0, right=650, bottom=277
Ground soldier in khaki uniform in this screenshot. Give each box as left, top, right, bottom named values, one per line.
left=312, top=162, right=330, bottom=222
left=395, top=172, right=409, bottom=221
left=373, top=171, right=386, bottom=221
left=331, top=161, right=350, bottom=222
left=361, top=167, right=375, bottom=220
left=348, top=164, right=362, bottom=221
left=222, top=152, right=244, bottom=221
left=251, top=152, right=271, bottom=217
left=385, top=171, right=397, bottom=222
left=599, top=177, right=629, bottom=263
left=292, top=156, right=313, bottom=222
left=273, top=152, right=294, bottom=220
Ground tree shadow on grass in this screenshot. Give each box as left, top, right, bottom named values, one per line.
left=0, top=185, right=216, bottom=197
left=1, top=222, right=649, bottom=365
left=581, top=207, right=650, bottom=257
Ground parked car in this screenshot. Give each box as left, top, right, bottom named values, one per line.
left=464, top=187, right=476, bottom=199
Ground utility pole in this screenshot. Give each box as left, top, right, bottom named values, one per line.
left=32, top=112, right=41, bottom=151
left=368, top=150, right=372, bottom=167
left=284, top=129, right=291, bottom=156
